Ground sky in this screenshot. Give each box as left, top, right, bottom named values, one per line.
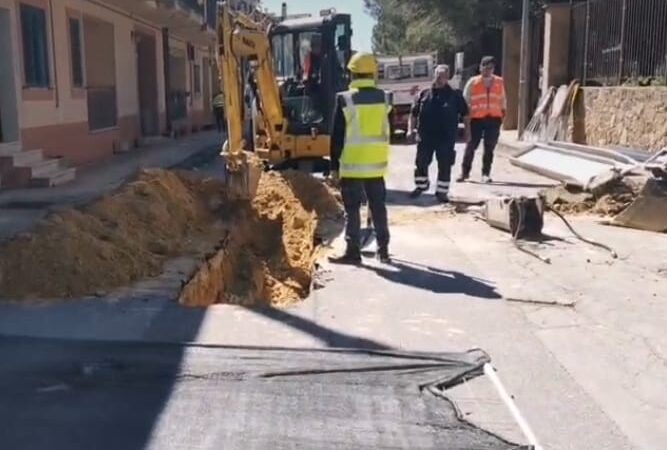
left=261, top=0, right=375, bottom=52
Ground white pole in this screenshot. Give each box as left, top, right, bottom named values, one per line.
left=483, top=363, right=544, bottom=450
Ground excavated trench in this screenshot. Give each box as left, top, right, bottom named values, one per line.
left=179, top=170, right=343, bottom=307
left=0, top=169, right=343, bottom=305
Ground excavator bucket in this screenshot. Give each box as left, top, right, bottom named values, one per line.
left=612, top=178, right=667, bottom=232
left=222, top=141, right=263, bottom=201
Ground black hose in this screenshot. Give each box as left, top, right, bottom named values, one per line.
left=547, top=206, right=618, bottom=259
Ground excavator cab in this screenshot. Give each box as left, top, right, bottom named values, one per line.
left=268, top=12, right=352, bottom=147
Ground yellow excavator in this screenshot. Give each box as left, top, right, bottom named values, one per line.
left=216, top=2, right=353, bottom=200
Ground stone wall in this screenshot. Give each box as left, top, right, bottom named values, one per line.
left=573, top=87, right=667, bottom=152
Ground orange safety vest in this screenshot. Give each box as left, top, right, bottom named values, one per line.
left=469, top=75, right=505, bottom=119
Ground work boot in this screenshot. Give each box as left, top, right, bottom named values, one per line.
left=482, top=175, right=493, bottom=184
left=409, top=188, right=426, bottom=199
left=435, top=192, right=450, bottom=204
left=376, top=247, right=391, bottom=264
left=456, top=173, right=469, bottom=183
left=328, top=249, right=362, bottom=265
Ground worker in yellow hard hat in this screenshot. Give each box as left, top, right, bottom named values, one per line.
left=329, top=52, right=393, bottom=264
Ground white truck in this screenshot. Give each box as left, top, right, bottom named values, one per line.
left=376, top=53, right=436, bottom=139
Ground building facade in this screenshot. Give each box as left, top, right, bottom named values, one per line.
left=0, top=0, right=220, bottom=187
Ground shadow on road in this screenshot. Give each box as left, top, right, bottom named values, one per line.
left=364, top=258, right=501, bottom=299
left=245, top=305, right=391, bottom=350
left=386, top=188, right=440, bottom=207
left=0, top=312, right=206, bottom=450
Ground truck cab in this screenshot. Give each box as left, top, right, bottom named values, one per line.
left=376, top=53, right=437, bottom=140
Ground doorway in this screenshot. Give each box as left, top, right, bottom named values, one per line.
left=202, top=57, right=212, bottom=124
left=0, top=8, right=20, bottom=143
left=136, top=31, right=159, bottom=136
left=168, top=49, right=187, bottom=122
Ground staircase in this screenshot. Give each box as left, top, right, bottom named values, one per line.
left=0, top=142, right=77, bottom=189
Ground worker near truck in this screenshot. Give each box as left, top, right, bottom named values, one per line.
left=408, top=64, right=470, bottom=203
left=329, top=52, right=392, bottom=265
left=458, top=56, right=506, bottom=183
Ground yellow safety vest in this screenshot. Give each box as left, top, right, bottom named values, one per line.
left=212, top=93, right=225, bottom=108
left=340, top=79, right=392, bottom=179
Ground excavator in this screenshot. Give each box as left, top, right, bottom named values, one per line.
left=216, top=2, right=353, bottom=200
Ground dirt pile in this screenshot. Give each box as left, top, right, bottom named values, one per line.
left=1, top=168, right=342, bottom=304
left=180, top=171, right=343, bottom=307
left=0, top=170, right=226, bottom=299
left=547, top=179, right=639, bottom=216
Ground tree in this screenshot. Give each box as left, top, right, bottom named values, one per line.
left=364, top=0, right=547, bottom=63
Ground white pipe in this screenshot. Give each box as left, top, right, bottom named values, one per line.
left=483, top=363, right=544, bottom=450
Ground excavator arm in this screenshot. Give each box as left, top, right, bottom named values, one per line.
left=217, top=3, right=285, bottom=161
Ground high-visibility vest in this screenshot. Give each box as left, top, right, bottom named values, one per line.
left=469, top=75, right=505, bottom=119
left=339, top=79, right=392, bottom=179
left=212, top=94, right=225, bottom=108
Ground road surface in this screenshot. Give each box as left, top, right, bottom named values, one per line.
left=1, top=143, right=665, bottom=449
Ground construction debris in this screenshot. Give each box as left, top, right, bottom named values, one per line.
left=611, top=178, right=667, bottom=232
left=0, top=169, right=343, bottom=303
left=505, top=297, right=576, bottom=308
left=546, top=178, right=640, bottom=216
left=511, top=142, right=635, bottom=190
left=483, top=195, right=545, bottom=239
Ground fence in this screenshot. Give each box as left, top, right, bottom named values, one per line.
left=570, top=0, right=667, bottom=86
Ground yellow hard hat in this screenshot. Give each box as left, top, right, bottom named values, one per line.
left=347, top=52, right=378, bottom=75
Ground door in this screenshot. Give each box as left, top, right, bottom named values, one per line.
left=202, top=57, right=212, bottom=125
left=0, top=8, right=20, bottom=143
left=136, top=31, right=159, bottom=136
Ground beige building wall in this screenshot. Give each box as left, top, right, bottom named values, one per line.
left=1, top=0, right=214, bottom=165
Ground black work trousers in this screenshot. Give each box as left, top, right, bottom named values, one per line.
left=341, top=178, right=390, bottom=253
left=414, top=137, right=456, bottom=194
left=461, top=117, right=502, bottom=176
left=214, top=107, right=226, bottom=132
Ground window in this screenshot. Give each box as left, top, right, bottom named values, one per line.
left=378, top=64, right=385, bottom=80
left=298, top=32, right=321, bottom=76
left=20, top=4, right=50, bottom=88
left=334, top=23, right=347, bottom=68
left=271, top=34, right=284, bottom=75
left=69, top=18, right=84, bottom=87
left=387, top=64, right=411, bottom=80
left=194, top=64, right=201, bottom=95
left=271, top=34, right=295, bottom=78
left=413, top=59, right=429, bottom=78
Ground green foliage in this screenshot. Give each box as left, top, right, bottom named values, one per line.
left=364, top=0, right=546, bottom=60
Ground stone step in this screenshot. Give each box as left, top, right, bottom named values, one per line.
left=31, top=167, right=77, bottom=188
left=2, top=149, right=43, bottom=167
left=29, top=158, right=62, bottom=178
left=0, top=142, right=21, bottom=156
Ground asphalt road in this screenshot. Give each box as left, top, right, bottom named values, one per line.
left=1, top=143, right=665, bottom=449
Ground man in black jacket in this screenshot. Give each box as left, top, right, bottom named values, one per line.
left=408, top=65, right=470, bottom=203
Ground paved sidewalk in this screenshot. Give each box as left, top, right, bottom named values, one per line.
left=0, top=131, right=222, bottom=240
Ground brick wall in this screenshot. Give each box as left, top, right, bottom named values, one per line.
left=572, top=87, right=667, bottom=152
